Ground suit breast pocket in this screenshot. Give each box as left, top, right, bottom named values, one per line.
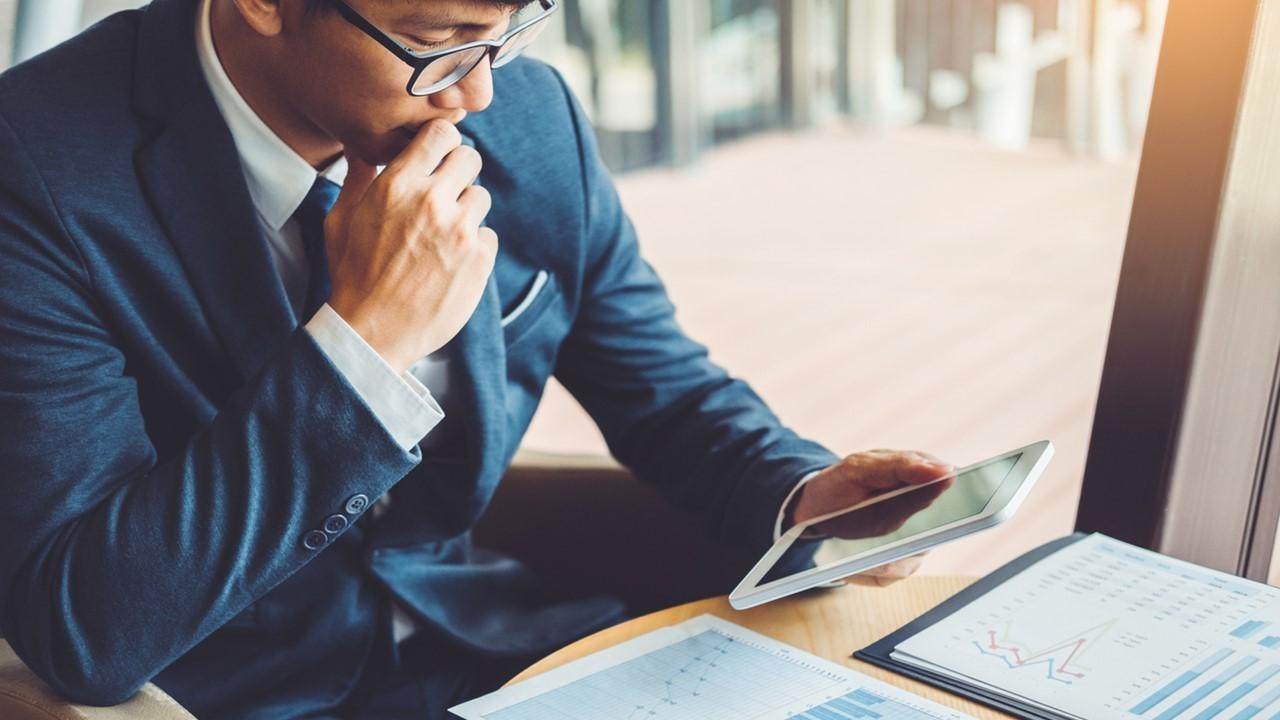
left=501, top=270, right=559, bottom=346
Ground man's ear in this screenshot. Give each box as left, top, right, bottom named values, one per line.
left=229, top=0, right=287, bottom=37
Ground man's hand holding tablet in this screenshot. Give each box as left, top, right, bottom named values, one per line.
left=786, top=450, right=955, bottom=584
left=733, top=441, right=1054, bottom=609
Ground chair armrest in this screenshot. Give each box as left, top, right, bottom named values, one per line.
left=474, top=450, right=760, bottom=614
left=0, top=640, right=196, bottom=720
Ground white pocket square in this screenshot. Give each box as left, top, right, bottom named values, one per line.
left=500, top=270, right=550, bottom=329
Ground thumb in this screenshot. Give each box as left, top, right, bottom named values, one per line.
left=330, top=152, right=377, bottom=223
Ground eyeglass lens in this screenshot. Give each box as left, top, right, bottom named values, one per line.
left=412, top=46, right=490, bottom=95
left=410, top=7, right=551, bottom=95
left=493, top=18, right=548, bottom=67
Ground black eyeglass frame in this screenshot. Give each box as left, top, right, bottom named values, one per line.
left=326, top=0, right=558, bottom=97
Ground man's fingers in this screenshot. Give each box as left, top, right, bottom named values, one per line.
left=861, top=554, right=926, bottom=579
left=459, top=184, right=492, bottom=226
left=431, top=145, right=484, bottom=200
left=791, top=449, right=956, bottom=529
left=846, top=451, right=954, bottom=492
left=330, top=153, right=378, bottom=224
left=888, top=479, right=949, bottom=516
left=910, top=450, right=955, bottom=471
left=863, top=558, right=919, bottom=577
left=384, top=119, right=462, bottom=179
left=476, top=227, right=499, bottom=259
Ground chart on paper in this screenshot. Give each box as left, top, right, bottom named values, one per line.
left=893, top=534, right=1280, bottom=720
left=450, top=615, right=975, bottom=720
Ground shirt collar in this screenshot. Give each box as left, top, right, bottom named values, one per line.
left=195, top=0, right=347, bottom=231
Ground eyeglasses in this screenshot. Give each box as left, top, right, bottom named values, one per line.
left=327, top=0, right=558, bottom=97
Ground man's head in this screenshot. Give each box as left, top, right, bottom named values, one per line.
left=215, top=0, right=537, bottom=166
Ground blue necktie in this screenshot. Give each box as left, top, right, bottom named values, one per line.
left=294, top=176, right=342, bottom=321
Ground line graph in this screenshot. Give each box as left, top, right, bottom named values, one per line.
left=970, top=619, right=1117, bottom=683
left=624, top=633, right=734, bottom=717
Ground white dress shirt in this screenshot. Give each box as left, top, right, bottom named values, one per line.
left=194, top=0, right=822, bottom=641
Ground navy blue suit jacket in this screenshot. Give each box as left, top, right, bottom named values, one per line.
left=0, top=0, right=838, bottom=715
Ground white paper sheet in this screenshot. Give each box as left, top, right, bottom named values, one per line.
left=451, top=614, right=975, bottom=720
left=894, top=534, right=1280, bottom=720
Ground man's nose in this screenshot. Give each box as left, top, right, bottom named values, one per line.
left=430, top=55, right=495, bottom=113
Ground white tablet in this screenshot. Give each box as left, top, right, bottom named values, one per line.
left=729, top=440, right=1054, bottom=610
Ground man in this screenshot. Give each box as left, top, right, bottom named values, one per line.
left=0, top=0, right=953, bottom=716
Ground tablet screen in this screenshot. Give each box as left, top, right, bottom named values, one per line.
left=760, top=454, right=1022, bottom=585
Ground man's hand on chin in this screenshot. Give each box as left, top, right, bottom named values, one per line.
left=786, top=449, right=956, bottom=586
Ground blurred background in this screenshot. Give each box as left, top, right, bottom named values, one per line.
left=0, top=0, right=1167, bottom=575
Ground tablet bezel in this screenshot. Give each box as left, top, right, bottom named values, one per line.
left=728, top=440, right=1054, bottom=610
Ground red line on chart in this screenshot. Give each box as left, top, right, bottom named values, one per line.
left=986, top=631, right=1090, bottom=678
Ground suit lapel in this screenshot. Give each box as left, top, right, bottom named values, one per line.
left=132, top=0, right=300, bottom=383
left=135, top=120, right=296, bottom=383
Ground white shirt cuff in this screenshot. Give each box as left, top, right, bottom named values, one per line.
left=774, top=468, right=827, bottom=541
left=305, top=304, right=444, bottom=452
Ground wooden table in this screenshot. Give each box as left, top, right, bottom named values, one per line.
left=508, top=575, right=1013, bottom=719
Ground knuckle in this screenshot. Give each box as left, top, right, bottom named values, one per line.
left=447, top=222, right=472, bottom=244
left=480, top=228, right=499, bottom=256
left=425, top=119, right=461, bottom=146
left=423, top=186, right=455, bottom=215
left=379, top=172, right=414, bottom=202
left=465, top=185, right=492, bottom=210
left=453, top=144, right=481, bottom=164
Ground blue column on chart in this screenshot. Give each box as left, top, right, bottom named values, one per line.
left=789, top=687, right=947, bottom=720
left=1132, top=649, right=1236, bottom=715
left=1233, top=623, right=1271, bottom=641
left=1226, top=675, right=1280, bottom=720
left=1188, top=664, right=1280, bottom=720
left=1152, top=655, right=1258, bottom=720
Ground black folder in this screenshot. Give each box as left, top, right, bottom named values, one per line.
left=853, top=533, right=1090, bottom=720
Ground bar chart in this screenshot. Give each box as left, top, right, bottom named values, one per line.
left=1124, top=616, right=1280, bottom=719
left=1143, top=655, right=1257, bottom=720
left=1126, top=644, right=1280, bottom=719
left=1129, top=649, right=1235, bottom=714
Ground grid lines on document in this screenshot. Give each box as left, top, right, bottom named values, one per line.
left=485, top=630, right=848, bottom=720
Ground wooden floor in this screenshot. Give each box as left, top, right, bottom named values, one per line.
left=521, top=124, right=1138, bottom=577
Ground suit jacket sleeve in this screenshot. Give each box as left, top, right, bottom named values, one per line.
left=0, top=109, right=421, bottom=705
left=548, top=73, right=840, bottom=556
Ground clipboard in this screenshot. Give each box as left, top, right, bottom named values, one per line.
left=853, top=533, right=1090, bottom=720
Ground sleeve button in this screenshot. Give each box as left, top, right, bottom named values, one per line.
left=323, top=514, right=349, bottom=534
left=302, top=530, right=328, bottom=550
left=344, top=494, right=370, bottom=515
